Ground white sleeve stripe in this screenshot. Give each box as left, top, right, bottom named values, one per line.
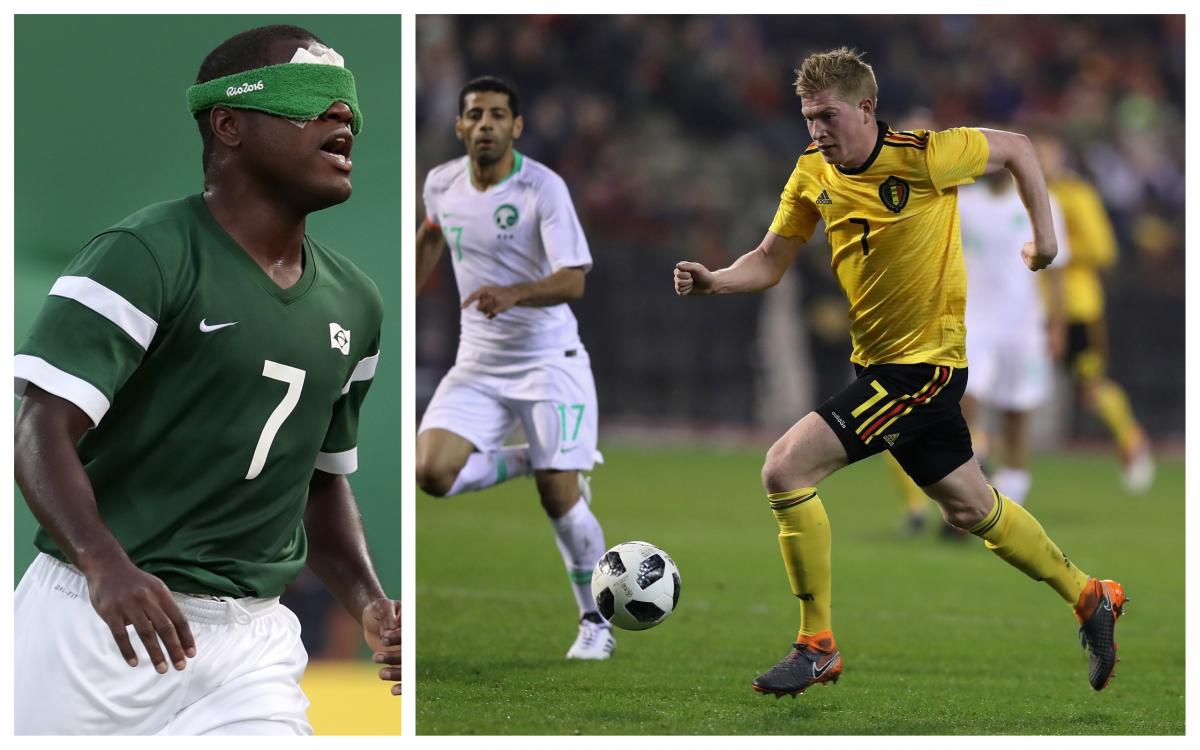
left=13, top=354, right=110, bottom=427
left=49, top=276, right=158, bottom=350
left=340, top=351, right=379, bottom=395
left=315, top=448, right=358, bottom=474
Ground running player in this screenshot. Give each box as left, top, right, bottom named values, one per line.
left=674, top=48, right=1125, bottom=695
left=1036, top=132, right=1154, bottom=493
left=416, top=77, right=613, bottom=660
left=13, top=25, right=400, bottom=734
left=958, top=172, right=1070, bottom=506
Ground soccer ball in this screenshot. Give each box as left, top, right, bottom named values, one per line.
left=591, top=541, right=680, bottom=631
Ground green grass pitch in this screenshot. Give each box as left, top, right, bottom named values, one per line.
left=416, top=446, right=1184, bottom=735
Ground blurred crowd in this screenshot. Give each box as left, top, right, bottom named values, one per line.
left=416, top=15, right=1185, bottom=441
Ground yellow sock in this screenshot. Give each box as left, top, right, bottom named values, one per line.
left=970, top=488, right=1090, bottom=604
left=768, top=487, right=832, bottom=636
left=1091, top=379, right=1141, bottom=455
left=885, top=453, right=926, bottom=515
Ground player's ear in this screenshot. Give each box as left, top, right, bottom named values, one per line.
left=512, top=114, right=524, bottom=140
left=210, top=106, right=242, bottom=149
left=859, top=98, right=875, bottom=122
left=454, top=116, right=465, bottom=142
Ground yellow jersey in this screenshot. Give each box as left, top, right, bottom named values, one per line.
left=1048, top=174, right=1116, bottom=323
left=769, top=123, right=989, bottom=368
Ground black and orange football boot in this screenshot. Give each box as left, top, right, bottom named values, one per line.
left=1073, top=577, right=1128, bottom=690
left=752, top=630, right=842, bottom=697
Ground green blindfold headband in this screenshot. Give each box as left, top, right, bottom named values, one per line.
left=187, top=62, right=363, bottom=135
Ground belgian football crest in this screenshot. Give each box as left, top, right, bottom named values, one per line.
left=329, top=322, right=351, bottom=355
left=878, top=176, right=910, bottom=213
left=494, top=203, right=520, bottom=230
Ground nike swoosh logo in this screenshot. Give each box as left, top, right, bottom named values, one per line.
left=813, top=652, right=839, bottom=678
left=199, top=319, right=239, bottom=333
left=560, top=446, right=579, bottom=454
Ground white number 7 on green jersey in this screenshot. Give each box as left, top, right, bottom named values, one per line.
left=246, top=360, right=306, bottom=480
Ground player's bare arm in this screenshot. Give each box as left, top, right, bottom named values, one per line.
left=416, top=219, right=446, bottom=295
left=14, top=385, right=197, bottom=674
left=980, top=128, right=1058, bottom=271
left=675, top=231, right=804, bottom=296
left=304, top=470, right=400, bottom=695
left=461, top=266, right=585, bottom=319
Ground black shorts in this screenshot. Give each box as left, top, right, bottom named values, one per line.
left=1066, top=321, right=1106, bottom=379
left=816, top=363, right=972, bottom=487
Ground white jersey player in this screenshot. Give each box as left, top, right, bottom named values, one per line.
left=415, top=77, right=613, bottom=660
left=959, top=172, right=1070, bottom=505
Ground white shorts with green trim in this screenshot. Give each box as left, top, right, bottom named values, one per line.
left=420, top=349, right=600, bottom=471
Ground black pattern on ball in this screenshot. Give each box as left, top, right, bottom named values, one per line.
left=598, top=551, right=626, bottom=577
left=636, top=554, right=665, bottom=589
left=626, top=600, right=666, bottom=623
left=672, top=572, right=681, bottom=609
left=596, top=587, right=615, bottom=620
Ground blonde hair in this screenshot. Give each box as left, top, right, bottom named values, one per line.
left=793, top=47, right=877, bottom=105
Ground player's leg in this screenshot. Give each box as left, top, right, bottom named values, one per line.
left=756, top=361, right=947, bottom=696
left=414, top=427, right=476, bottom=496
left=986, top=331, right=1052, bottom=507
left=1082, top=375, right=1153, bottom=492
left=760, top=409, right=847, bottom=631
left=15, top=553, right=187, bottom=734
left=416, top=367, right=529, bottom=497
left=918, top=449, right=1125, bottom=689
left=163, top=600, right=311, bottom=735
left=886, top=452, right=929, bottom=535
left=1070, top=320, right=1153, bottom=492
left=991, top=409, right=1033, bottom=505
left=516, top=357, right=612, bottom=659
left=933, top=389, right=990, bottom=537
left=534, top=467, right=608, bottom=634
left=417, top=427, right=532, bottom=497
left=752, top=411, right=852, bottom=695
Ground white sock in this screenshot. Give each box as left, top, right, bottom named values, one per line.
left=445, top=444, right=532, bottom=496
left=550, top=497, right=606, bottom=618
left=992, top=466, right=1032, bottom=506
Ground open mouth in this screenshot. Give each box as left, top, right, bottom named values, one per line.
left=319, top=128, right=354, bottom=171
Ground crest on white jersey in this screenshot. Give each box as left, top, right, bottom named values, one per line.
left=329, top=323, right=351, bottom=355
left=494, top=203, right=520, bottom=229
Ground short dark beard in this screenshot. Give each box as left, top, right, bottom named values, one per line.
left=473, top=148, right=503, bottom=168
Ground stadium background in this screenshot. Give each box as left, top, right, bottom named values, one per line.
left=416, top=14, right=1184, bottom=439
left=13, top=15, right=401, bottom=735
left=414, top=15, right=1185, bottom=735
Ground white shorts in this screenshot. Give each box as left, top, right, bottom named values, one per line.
left=965, top=330, right=1051, bottom=411
left=420, top=350, right=600, bottom=471
left=15, top=553, right=311, bottom=736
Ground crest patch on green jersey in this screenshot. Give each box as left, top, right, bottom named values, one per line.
left=494, top=204, right=520, bottom=230
left=879, top=176, right=910, bottom=213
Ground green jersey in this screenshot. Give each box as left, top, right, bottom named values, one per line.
left=15, top=195, right=383, bottom=597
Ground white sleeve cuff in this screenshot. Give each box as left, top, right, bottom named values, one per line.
left=13, top=354, right=110, bottom=427
left=315, top=448, right=358, bottom=475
